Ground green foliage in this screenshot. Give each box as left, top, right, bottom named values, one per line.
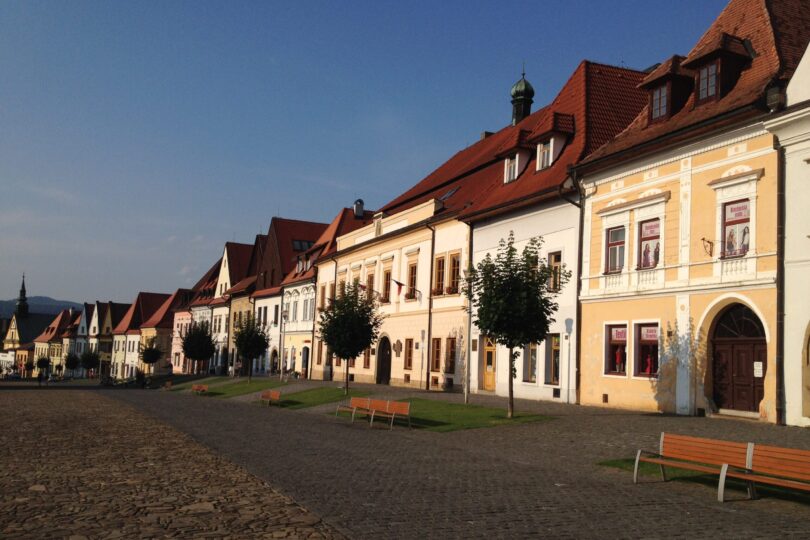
left=182, top=321, right=216, bottom=363
left=233, top=315, right=269, bottom=364
left=318, top=282, right=384, bottom=393
left=140, top=338, right=162, bottom=366
left=36, top=356, right=50, bottom=371
left=80, top=350, right=100, bottom=372
left=64, top=353, right=80, bottom=372
left=318, top=283, right=384, bottom=364
left=465, top=231, right=570, bottom=417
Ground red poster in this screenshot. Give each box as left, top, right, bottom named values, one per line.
left=611, top=327, right=627, bottom=341
left=725, top=201, right=749, bottom=221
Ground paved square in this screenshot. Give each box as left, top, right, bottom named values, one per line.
left=3, top=381, right=810, bottom=539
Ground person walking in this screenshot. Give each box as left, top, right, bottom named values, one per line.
left=37, top=371, right=43, bottom=387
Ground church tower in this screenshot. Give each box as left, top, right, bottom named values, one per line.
left=15, top=274, right=29, bottom=318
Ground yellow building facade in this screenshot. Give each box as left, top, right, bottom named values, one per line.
left=579, top=128, right=779, bottom=421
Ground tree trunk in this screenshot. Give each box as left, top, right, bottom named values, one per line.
left=507, top=347, right=514, bottom=419
left=344, top=359, right=349, bottom=395
left=248, top=357, right=252, bottom=383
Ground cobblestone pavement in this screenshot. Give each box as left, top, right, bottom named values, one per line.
left=117, top=381, right=810, bottom=539
left=0, top=386, right=343, bottom=539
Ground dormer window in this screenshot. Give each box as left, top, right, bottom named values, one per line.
left=651, top=85, right=668, bottom=120
left=505, top=155, right=517, bottom=183
left=538, top=141, right=551, bottom=169
left=697, top=62, right=718, bottom=101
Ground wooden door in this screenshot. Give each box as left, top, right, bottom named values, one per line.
left=483, top=337, right=496, bottom=391
left=713, top=344, right=733, bottom=409
left=731, top=344, right=754, bottom=412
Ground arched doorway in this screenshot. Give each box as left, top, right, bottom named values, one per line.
left=712, top=303, right=766, bottom=413
left=270, top=349, right=279, bottom=375
left=301, top=346, right=310, bottom=379
left=376, top=337, right=391, bottom=385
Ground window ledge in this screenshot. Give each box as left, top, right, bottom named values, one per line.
left=602, top=372, right=627, bottom=378
left=597, top=191, right=671, bottom=216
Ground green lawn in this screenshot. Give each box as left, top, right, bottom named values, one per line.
left=276, top=387, right=370, bottom=409
left=171, top=376, right=233, bottom=392
left=206, top=378, right=286, bottom=398
left=599, top=458, right=810, bottom=504
left=404, top=398, right=550, bottom=432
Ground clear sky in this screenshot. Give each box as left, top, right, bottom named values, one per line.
left=0, top=0, right=728, bottom=303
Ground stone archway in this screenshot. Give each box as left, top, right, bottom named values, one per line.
left=711, top=303, right=767, bottom=413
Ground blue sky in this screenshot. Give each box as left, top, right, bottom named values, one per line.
left=0, top=0, right=727, bottom=303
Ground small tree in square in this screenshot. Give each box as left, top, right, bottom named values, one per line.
left=465, top=231, right=570, bottom=418
left=24, top=359, right=35, bottom=377
left=182, top=321, right=216, bottom=374
left=318, top=282, right=384, bottom=395
left=36, top=356, right=50, bottom=376
left=80, top=350, right=100, bottom=376
left=233, top=315, right=269, bottom=383
left=65, top=353, right=80, bottom=377
left=140, top=338, right=163, bottom=375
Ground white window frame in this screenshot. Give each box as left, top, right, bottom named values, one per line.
left=630, top=319, right=662, bottom=380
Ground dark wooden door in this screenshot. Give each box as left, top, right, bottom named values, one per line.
left=713, top=344, right=733, bottom=409
left=731, top=344, right=754, bottom=412
left=376, top=338, right=391, bottom=385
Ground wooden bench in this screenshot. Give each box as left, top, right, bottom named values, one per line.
left=259, top=390, right=281, bottom=407
left=336, top=397, right=372, bottom=421
left=634, top=433, right=750, bottom=499
left=191, top=384, right=209, bottom=395
left=370, top=399, right=412, bottom=430
left=719, top=442, right=810, bottom=501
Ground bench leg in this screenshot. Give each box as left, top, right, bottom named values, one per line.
left=390, top=413, right=395, bottom=431
left=659, top=463, right=668, bottom=482
left=370, top=411, right=376, bottom=428
left=633, top=450, right=642, bottom=484
left=351, top=408, right=357, bottom=423
left=408, top=415, right=412, bottom=430
left=747, top=480, right=758, bottom=500
left=718, top=463, right=729, bottom=502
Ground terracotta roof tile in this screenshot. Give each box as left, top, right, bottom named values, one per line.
left=580, top=0, right=810, bottom=169
left=112, top=292, right=171, bottom=335
left=34, top=310, right=73, bottom=344
left=141, top=289, right=193, bottom=329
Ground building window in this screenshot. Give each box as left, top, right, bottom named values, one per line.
left=538, top=141, right=551, bottom=169
left=349, top=353, right=355, bottom=368
left=431, top=338, right=441, bottom=372
left=638, top=219, right=661, bottom=269
left=273, top=306, right=279, bottom=326
left=545, top=334, right=560, bottom=385
left=506, top=155, right=517, bottom=183
left=329, top=282, right=336, bottom=300
left=445, top=337, right=456, bottom=374
left=523, top=343, right=538, bottom=383
left=382, top=270, right=392, bottom=303
left=339, top=279, right=346, bottom=296
left=317, top=341, right=322, bottom=365
left=548, top=251, right=562, bottom=291
left=651, top=85, right=668, bottom=120
left=406, top=263, right=418, bottom=300
left=698, top=62, right=717, bottom=101
left=448, top=254, right=461, bottom=294
left=723, top=199, right=750, bottom=258
left=320, top=285, right=326, bottom=310
left=635, top=324, right=659, bottom=377
left=404, top=338, right=413, bottom=370
left=605, top=226, right=625, bottom=274
left=366, top=272, right=374, bottom=299
left=606, top=325, right=627, bottom=375
left=363, top=348, right=370, bottom=369
left=433, top=257, right=445, bottom=295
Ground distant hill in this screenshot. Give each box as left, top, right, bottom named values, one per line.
left=0, top=296, right=83, bottom=318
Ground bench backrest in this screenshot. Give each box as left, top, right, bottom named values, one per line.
left=349, top=397, right=371, bottom=409
left=369, top=399, right=390, bottom=411
left=386, top=400, right=410, bottom=415
left=660, top=433, right=749, bottom=469
left=261, top=390, right=280, bottom=400
left=751, top=444, right=810, bottom=482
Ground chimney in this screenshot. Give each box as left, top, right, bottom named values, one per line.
left=480, top=131, right=494, bottom=140
left=353, top=199, right=364, bottom=219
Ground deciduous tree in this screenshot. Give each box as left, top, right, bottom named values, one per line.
left=182, top=321, right=216, bottom=375
left=65, top=353, right=80, bottom=377
left=233, top=315, right=269, bottom=383
left=80, top=350, right=100, bottom=376
left=465, top=232, right=570, bottom=418
left=318, top=283, right=383, bottom=395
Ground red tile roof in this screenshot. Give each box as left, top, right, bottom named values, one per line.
left=189, top=257, right=222, bottom=308
left=59, top=309, right=83, bottom=339
left=251, top=286, right=282, bottom=299
left=579, top=0, right=810, bottom=170
left=33, top=310, right=73, bottom=344
left=280, top=207, right=375, bottom=286
left=271, top=217, right=328, bottom=276
left=141, top=289, right=193, bottom=330
left=378, top=61, right=646, bottom=223
left=223, top=242, right=255, bottom=288
left=112, top=292, right=171, bottom=335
